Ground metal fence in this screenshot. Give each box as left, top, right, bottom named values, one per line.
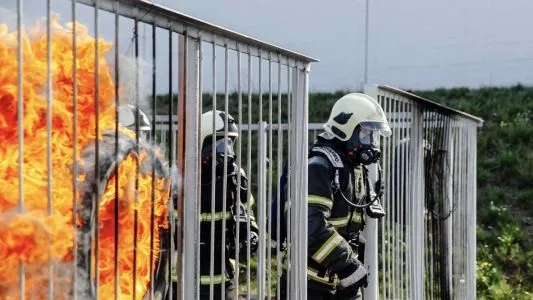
left=363, top=85, right=483, bottom=300
left=0, top=0, right=315, bottom=299
left=156, top=84, right=482, bottom=300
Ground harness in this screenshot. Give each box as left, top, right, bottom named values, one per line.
left=310, top=145, right=378, bottom=209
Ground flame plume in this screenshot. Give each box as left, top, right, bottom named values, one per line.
left=0, top=16, right=170, bottom=299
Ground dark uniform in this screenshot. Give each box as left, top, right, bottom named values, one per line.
left=307, top=138, right=367, bottom=300
left=170, top=110, right=259, bottom=300
left=279, top=137, right=369, bottom=300
left=198, top=164, right=258, bottom=299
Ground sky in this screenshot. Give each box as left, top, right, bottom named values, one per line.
left=1, top=0, right=533, bottom=92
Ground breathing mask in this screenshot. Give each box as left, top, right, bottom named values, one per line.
left=201, top=137, right=236, bottom=174
left=346, top=123, right=381, bottom=165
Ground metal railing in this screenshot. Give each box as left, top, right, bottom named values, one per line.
left=156, top=82, right=482, bottom=300
left=0, top=0, right=315, bottom=299
left=363, top=85, right=482, bottom=300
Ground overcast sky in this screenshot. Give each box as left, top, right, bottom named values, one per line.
left=158, top=0, right=533, bottom=91
left=2, top=0, right=532, bottom=92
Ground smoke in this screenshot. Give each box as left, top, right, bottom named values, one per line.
left=109, top=51, right=155, bottom=117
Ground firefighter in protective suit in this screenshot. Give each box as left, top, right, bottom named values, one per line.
left=301, top=93, right=390, bottom=299
left=195, top=110, right=259, bottom=299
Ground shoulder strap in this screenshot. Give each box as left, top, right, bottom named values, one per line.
left=310, top=146, right=344, bottom=169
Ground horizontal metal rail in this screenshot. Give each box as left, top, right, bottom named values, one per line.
left=373, top=85, right=484, bottom=125
left=77, top=0, right=318, bottom=68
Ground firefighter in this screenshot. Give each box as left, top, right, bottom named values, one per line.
left=285, top=93, right=391, bottom=299
left=178, top=110, right=259, bottom=299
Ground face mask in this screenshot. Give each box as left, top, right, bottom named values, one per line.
left=346, top=126, right=381, bottom=165
left=201, top=137, right=236, bottom=170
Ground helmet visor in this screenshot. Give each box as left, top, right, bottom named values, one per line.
left=215, top=138, right=235, bottom=157
left=360, top=121, right=392, bottom=137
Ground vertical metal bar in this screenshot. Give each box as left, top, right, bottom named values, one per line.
left=220, top=41, right=229, bottom=299
left=394, top=95, right=400, bottom=300
left=93, top=1, right=101, bottom=296
left=132, top=14, right=140, bottom=300
left=71, top=1, right=78, bottom=298
left=177, top=32, right=187, bottom=300
left=391, top=95, right=406, bottom=299
left=113, top=2, right=120, bottom=299
left=167, top=26, right=174, bottom=300
left=404, top=100, right=411, bottom=300
left=258, top=119, right=267, bottom=300
left=381, top=94, right=390, bottom=300
left=182, top=33, right=201, bottom=300
left=233, top=45, right=242, bottom=300
left=46, top=0, right=54, bottom=298
left=148, top=21, right=156, bottom=300
left=381, top=94, right=388, bottom=300
left=289, top=65, right=309, bottom=300
left=267, top=53, right=273, bottom=299
left=196, top=39, right=203, bottom=300
left=17, top=0, right=25, bottom=298
left=361, top=85, right=379, bottom=300
left=284, top=64, right=291, bottom=298
left=209, top=40, right=217, bottom=300
left=413, top=103, right=425, bottom=300
left=257, top=52, right=267, bottom=300
left=245, top=47, right=252, bottom=299
left=469, top=122, right=478, bottom=299
left=275, top=55, right=282, bottom=300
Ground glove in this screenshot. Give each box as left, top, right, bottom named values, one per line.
left=239, top=231, right=259, bottom=254
left=338, top=263, right=368, bottom=289
left=248, top=231, right=259, bottom=253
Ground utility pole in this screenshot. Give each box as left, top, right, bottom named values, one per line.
left=362, top=0, right=369, bottom=90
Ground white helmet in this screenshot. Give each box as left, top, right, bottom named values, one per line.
left=200, top=110, right=239, bottom=146
left=118, top=104, right=151, bottom=132
left=323, top=93, right=391, bottom=141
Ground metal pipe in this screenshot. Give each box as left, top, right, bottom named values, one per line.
left=71, top=1, right=78, bottom=298
left=167, top=26, right=174, bottom=300
left=245, top=47, right=252, bottom=299
left=196, top=38, right=204, bottom=300
left=257, top=51, right=266, bottom=300
left=220, top=42, right=229, bottom=299
left=208, top=39, right=217, bottom=300
left=113, top=2, right=121, bottom=298
left=93, top=1, right=101, bottom=295
left=46, top=0, right=54, bottom=297
left=284, top=65, right=291, bottom=297
left=381, top=94, right=389, bottom=300
left=132, top=14, right=140, bottom=300
left=17, top=0, right=25, bottom=298
left=267, top=53, right=274, bottom=299
left=275, top=54, right=282, bottom=300
left=149, top=21, right=156, bottom=300
left=233, top=45, right=242, bottom=300
left=182, top=33, right=201, bottom=300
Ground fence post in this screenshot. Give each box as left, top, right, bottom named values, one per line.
left=466, top=123, right=477, bottom=299
left=179, top=33, right=201, bottom=300
left=258, top=121, right=268, bottom=298
left=362, top=84, right=379, bottom=300
left=409, top=104, right=425, bottom=300
left=288, top=63, right=310, bottom=300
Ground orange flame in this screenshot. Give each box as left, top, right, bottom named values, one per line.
left=0, top=16, right=169, bottom=299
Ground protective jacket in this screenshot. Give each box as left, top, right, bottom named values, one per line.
left=197, top=164, right=259, bottom=287
left=307, top=137, right=368, bottom=292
